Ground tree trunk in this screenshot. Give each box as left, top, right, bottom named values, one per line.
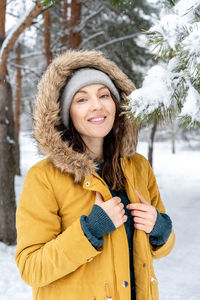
left=43, top=10, right=52, bottom=66
left=14, top=43, right=22, bottom=175
left=60, top=0, right=69, bottom=48
left=171, top=120, right=176, bottom=154
left=68, top=0, right=82, bottom=49
left=0, top=82, right=16, bottom=244
left=0, top=0, right=16, bottom=245
left=0, top=1, right=43, bottom=244
left=0, top=0, right=6, bottom=47
left=148, top=119, right=157, bottom=168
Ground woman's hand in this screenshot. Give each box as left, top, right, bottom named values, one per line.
left=127, top=190, right=157, bottom=233
left=95, top=192, right=127, bottom=228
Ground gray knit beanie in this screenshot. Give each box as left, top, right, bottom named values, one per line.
left=61, top=68, right=120, bottom=127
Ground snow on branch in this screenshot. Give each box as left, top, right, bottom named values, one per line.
left=0, top=1, right=43, bottom=81
left=127, top=61, right=183, bottom=123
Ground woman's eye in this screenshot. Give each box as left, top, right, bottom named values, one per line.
left=100, top=94, right=109, bottom=99
left=77, top=98, right=86, bottom=103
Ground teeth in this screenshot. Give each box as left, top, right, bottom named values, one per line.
left=90, top=117, right=104, bottom=122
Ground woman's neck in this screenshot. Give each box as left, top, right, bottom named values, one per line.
left=82, top=136, right=104, bottom=161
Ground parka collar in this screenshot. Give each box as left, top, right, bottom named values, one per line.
left=34, top=50, right=137, bottom=183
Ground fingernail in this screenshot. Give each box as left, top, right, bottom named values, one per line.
left=126, top=205, right=129, bottom=209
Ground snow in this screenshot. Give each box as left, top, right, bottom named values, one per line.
left=0, top=131, right=200, bottom=300
left=180, top=84, right=200, bottom=122
left=6, top=136, right=15, bottom=144
left=127, top=64, right=180, bottom=118
left=174, top=0, right=200, bottom=22
left=182, top=25, right=200, bottom=56
left=150, top=14, right=186, bottom=50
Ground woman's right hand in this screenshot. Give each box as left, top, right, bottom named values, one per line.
left=95, top=192, right=127, bottom=228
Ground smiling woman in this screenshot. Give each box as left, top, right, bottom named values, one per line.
left=69, top=84, right=116, bottom=161
left=15, top=50, right=175, bottom=300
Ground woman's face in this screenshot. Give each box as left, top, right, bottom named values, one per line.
left=69, top=83, right=116, bottom=143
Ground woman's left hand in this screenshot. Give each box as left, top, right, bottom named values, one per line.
left=126, top=190, right=157, bottom=234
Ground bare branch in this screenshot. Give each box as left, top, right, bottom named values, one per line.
left=6, top=11, right=19, bottom=19
left=9, top=62, right=43, bottom=78
left=78, top=6, right=104, bottom=32
left=79, top=31, right=105, bottom=49
left=0, top=1, right=43, bottom=82
left=8, top=51, right=44, bottom=62
left=94, top=33, right=137, bottom=50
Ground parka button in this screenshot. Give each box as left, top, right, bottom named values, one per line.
left=122, top=281, right=129, bottom=287
left=151, top=277, right=157, bottom=285
left=85, top=181, right=90, bottom=187
left=87, top=257, right=93, bottom=262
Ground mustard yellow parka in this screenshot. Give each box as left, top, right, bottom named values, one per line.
left=15, top=50, right=175, bottom=300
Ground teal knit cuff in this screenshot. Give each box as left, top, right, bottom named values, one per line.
left=148, top=209, right=172, bottom=246
left=80, top=215, right=104, bottom=250
left=80, top=204, right=116, bottom=249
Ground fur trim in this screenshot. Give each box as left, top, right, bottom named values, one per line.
left=34, top=50, right=137, bottom=182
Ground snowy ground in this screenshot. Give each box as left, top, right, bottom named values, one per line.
left=0, top=131, right=200, bottom=300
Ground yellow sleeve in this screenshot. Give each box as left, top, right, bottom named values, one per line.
left=15, top=165, right=102, bottom=288
left=146, top=159, right=175, bottom=259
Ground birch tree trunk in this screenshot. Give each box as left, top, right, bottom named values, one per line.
left=15, top=43, right=22, bottom=176
left=0, top=1, right=43, bottom=244
left=68, top=0, right=82, bottom=49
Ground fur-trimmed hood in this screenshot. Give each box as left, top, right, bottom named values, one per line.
left=34, top=50, right=137, bottom=182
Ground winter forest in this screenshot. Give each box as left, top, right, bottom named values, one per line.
left=0, top=0, right=200, bottom=299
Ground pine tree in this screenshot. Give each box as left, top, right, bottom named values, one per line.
left=127, top=0, right=200, bottom=128
left=80, top=0, right=158, bottom=88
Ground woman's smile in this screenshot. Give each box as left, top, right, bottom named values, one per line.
left=87, top=114, right=106, bottom=124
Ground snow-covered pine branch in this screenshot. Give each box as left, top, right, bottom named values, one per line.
left=127, top=61, right=183, bottom=124
left=128, top=0, right=200, bottom=128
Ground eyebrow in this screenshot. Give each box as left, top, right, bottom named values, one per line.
left=76, top=86, right=109, bottom=94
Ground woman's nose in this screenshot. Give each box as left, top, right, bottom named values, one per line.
left=90, top=97, right=103, bottom=110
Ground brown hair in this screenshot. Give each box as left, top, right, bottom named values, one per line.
left=58, top=95, right=126, bottom=191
